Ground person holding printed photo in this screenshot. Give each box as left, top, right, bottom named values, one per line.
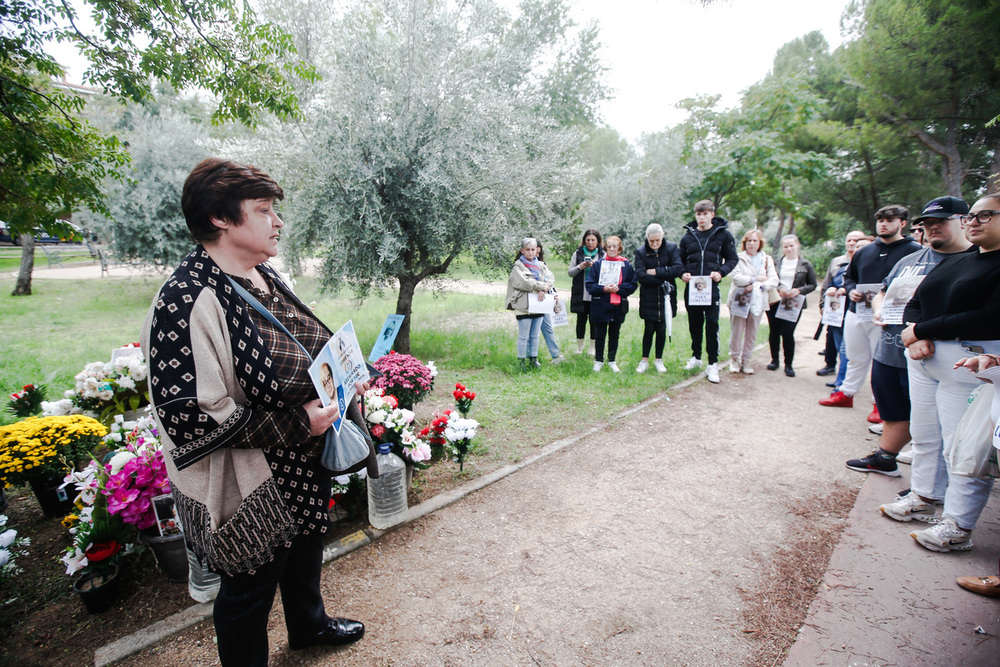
left=505, top=237, right=549, bottom=372
left=586, top=236, right=637, bottom=373
left=727, top=229, right=778, bottom=374
left=765, top=234, right=817, bottom=377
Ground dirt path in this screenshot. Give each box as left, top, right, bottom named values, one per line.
left=113, top=307, right=881, bottom=666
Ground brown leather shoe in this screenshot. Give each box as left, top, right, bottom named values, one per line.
left=956, top=575, right=1000, bottom=597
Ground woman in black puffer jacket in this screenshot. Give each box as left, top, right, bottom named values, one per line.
left=633, top=223, right=682, bottom=373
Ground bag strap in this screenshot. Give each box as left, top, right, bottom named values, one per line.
left=227, top=276, right=313, bottom=361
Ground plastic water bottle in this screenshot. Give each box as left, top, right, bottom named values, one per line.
left=367, top=444, right=408, bottom=529
left=187, top=547, right=220, bottom=603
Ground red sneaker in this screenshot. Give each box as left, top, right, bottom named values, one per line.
left=868, top=403, right=883, bottom=424
left=819, top=391, right=854, bottom=408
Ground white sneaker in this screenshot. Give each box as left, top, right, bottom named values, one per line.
left=551, top=355, right=566, bottom=365
left=636, top=360, right=648, bottom=373
left=684, top=357, right=702, bottom=371
left=911, top=517, right=973, bottom=552
left=653, top=359, right=667, bottom=373
left=741, top=364, right=754, bottom=375
left=608, top=361, right=621, bottom=373
left=706, top=363, right=720, bottom=384
left=868, top=422, right=883, bottom=435
left=729, top=360, right=740, bottom=373
left=880, top=493, right=938, bottom=522
left=896, top=443, right=913, bottom=465
left=592, top=361, right=603, bottom=372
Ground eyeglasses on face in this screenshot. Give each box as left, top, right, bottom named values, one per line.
left=961, top=210, right=999, bottom=225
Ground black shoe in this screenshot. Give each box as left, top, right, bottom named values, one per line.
left=845, top=450, right=900, bottom=477
left=785, top=366, right=796, bottom=377
left=825, top=381, right=838, bottom=388
left=289, top=617, right=365, bottom=650
left=766, top=361, right=779, bottom=371
left=816, top=366, right=836, bottom=376
left=529, top=356, right=541, bottom=369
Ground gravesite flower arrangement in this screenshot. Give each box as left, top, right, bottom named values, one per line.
left=42, top=346, right=150, bottom=426
left=64, top=415, right=171, bottom=533
left=452, top=382, right=476, bottom=416
left=444, top=413, right=479, bottom=472
left=363, top=388, right=432, bottom=464
left=371, top=352, right=435, bottom=409
left=418, top=410, right=452, bottom=460
left=7, top=384, right=46, bottom=418
left=0, top=416, right=107, bottom=488
left=0, top=514, right=30, bottom=586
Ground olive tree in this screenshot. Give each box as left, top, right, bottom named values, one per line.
left=287, top=0, right=604, bottom=353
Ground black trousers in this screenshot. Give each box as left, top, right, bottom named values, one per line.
left=687, top=304, right=720, bottom=364
left=575, top=302, right=593, bottom=340
left=214, top=529, right=328, bottom=666
left=641, top=318, right=666, bottom=358
left=591, top=321, right=621, bottom=362
left=766, top=303, right=801, bottom=367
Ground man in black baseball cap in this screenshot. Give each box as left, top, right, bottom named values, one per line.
left=912, top=195, right=970, bottom=224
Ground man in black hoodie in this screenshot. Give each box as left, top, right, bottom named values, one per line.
left=820, top=205, right=921, bottom=419
left=679, top=199, right=739, bottom=384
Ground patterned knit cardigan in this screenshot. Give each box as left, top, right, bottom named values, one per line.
left=141, top=247, right=350, bottom=574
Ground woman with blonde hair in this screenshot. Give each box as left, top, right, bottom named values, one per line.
left=727, top=229, right=778, bottom=373
left=766, top=234, right=817, bottom=376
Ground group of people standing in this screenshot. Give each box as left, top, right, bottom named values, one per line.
left=506, top=199, right=821, bottom=384
left=817, top=195, right=1000, bottom=599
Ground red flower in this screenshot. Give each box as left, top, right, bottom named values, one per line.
left=328, top=498, right=336, bottom=510
left=371, top=423, right=386, bottom=439
left=85, top=540, right=122, bottom=563
left=455, top=382, right=465, bottom=391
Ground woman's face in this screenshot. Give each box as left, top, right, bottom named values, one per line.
left=647, top=234, right=663, bottom=250
left=220, top=198, right=284, bottom=261
left=521, top=242, right=539, bottom=260
left=744, top=235, right=761, bottom=254
left=605, top=239, right=622, bottom=257
left=781, top=238, right=799, bottom=258
left=966, top=197, right=1000, bottom=252
left=584, top=234, right=599, bottom=251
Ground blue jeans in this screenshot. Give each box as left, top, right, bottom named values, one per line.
left=516, top=316, right=542, bottom=358
left=540, top=314, right=560, bottom=359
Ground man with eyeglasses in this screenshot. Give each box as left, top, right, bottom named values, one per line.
left=844, top=196, right=973, bottom=479
left=820, top=205, right=922, bottom=420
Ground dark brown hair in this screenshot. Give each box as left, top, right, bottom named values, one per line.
left=581, top=228, right=603, bottom=248
left=694, top=199, right=716, bottom=214
left=181, top=158, right=284, bottom=243
left=875, top=205, right=909, bottom=222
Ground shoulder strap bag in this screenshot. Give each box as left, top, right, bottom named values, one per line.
left=227, top=277, right=375, bottom=476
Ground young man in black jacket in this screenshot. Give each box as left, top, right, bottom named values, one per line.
left=679, top=200, right=739, bottom=384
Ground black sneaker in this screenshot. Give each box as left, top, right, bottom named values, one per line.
left=766, top=361, right=779, bottom=371
left=846, top=450, right=901, bottom=477
left=816, top=366, right=836, bottom=376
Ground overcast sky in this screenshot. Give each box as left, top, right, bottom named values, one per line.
left=558, top=0, right=851, bottom=140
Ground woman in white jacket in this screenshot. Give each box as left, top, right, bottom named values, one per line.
left=727, top=229, right=778, bottom=374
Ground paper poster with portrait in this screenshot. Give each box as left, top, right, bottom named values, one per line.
left=821, top=294, right=847, bottom=327
left=881, top=275, right=925, bottom=325
left=368, top=314, right=405, bottom=362
left=152, top=493, right=182, bottom=536
left=597, top=260, right=622, bottom=287
left=308, top=349, right=347, bottom=433
left=775, top=294, right=805, bottom=322
left=729, top=286, right=752, bottom=319
left=110, top=345, right=143, bottom=363
left=853, top=283, right=881, bottom=322
left=551, top=292, right=569, bottom=327
left=527, top=291, right=556, bottom=315
left=688, top=276, right=712, bottom=307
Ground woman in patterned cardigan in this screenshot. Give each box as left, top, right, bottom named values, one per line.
left=141, top=158, right=372, bottom=666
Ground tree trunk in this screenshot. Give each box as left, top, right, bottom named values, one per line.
left=393, top=275, right=418, bottom=355
left=12, top=234, right=35, bottom=296
left=773, top=207, right=786, bottom=250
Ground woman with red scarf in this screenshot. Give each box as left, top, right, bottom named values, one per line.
left=585, top=236, right=638, bottom=372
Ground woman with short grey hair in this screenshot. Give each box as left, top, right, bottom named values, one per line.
left=633, top=223, right=682, bottom=372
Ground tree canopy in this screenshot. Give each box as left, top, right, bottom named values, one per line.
left=1, top=0, right=315, bottom=294
left=283, top=0, right=607, bottom=352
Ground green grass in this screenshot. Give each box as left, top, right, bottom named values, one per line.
left=0, top=246, right=98, bottom=272
left=0, top=272, right=753, bottom=475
